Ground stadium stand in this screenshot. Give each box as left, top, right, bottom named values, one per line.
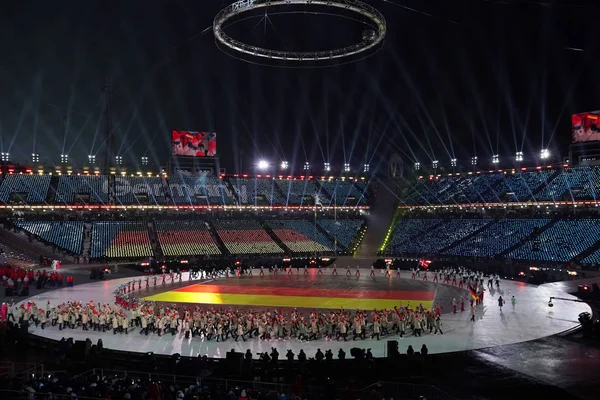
left=317, top=218, right=364, bottom=250
left=90, top=221, right=153, bottom=259
left=497, top=170, right=555, bottom=202
left=0, top=174, right=50, bottom=203
left=385, top=219, right=445, bottom=254
left=443, top=219, right=551, bottom=257
left=266, top=219, right=338, bottom=253
left=318, top=179, right=368, bottom=206
left=230, top=177, right=286, bottom=206
left=212, top=219, right=284, bottom=254
left=166, top=174, right=235, bottom=206
left=55, top=175, right=109, bottom=203
left=114, top=176, right=169, bottom=204
left=275, top=178, right=322, bottom=206
left=505, top=219, right=600, bottom=262
left=388, top=219, right=491, bottom=254
left=155, top=220, right=222, bottom=256
left=16, top=221, right=84, bottom=254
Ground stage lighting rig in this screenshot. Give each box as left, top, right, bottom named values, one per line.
left=60, top=154, right=69, bottom=164
left=540, top=149, right=550, bottom=160
left=32, top=153, right=40, bottom=163
left=363, top=163, right=370, bottom=173
left=1, top=152, right=9, bottom=162
left=516, top=152, right=523, bottom=162
left=471, top=156, right=478, bottom=166
left=344, top=163, right=351, bottom=173
left=324, top=162, right=331, bottom=172
left=257, top=160, right=269, bottom=170
left=432, top=160, right=439, bottom=170
left=492, top=155, right=499, bottom=164
left=450, top=158, right=457, bottom=167
left=414, top=162, right=420, bottom=171
left=141, top=156, right=148, bottom=166
left=303, top=162, right=310, bottom=171
left=115, top=155, right=123, bottom=165
left=280, top=161, right=289, bottom=170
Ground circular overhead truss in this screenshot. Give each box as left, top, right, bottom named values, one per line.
left=213, top=0, right=387, bottom=67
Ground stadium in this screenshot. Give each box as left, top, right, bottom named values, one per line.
left=1, top=1, right=600, bottom=400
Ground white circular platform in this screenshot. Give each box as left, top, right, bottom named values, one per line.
left=20, top=271, right=590, bottom=359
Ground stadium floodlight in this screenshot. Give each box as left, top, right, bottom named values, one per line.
left=1, top=152, right=9, bottom=162
left=257, top=160, right=269, bottom=170
left=141, top=156, right=148, bottom=166
left=88, top=155, right=96, bottom=164
left=540, top=149, right=550, bottom=160
left=344, top=163, right=351, bottom=172
left=115, top=155, right=123, bottom=165
left=280, top=161, right=289, bottom=170
left=363, top=163, right=370, bottom=172
left=450, top=158, right=457, bottom=167
left=60, top=154, right=69, bottom=164
left=32, top=153, right=40, bottom=163
left=492, top=154, right=499, bottom=164
left=432, top=160, right=439, bottom=169
left=324, top=162, right=331, bottom=172
left=414, top=162, right=420, bottom=171
left=471, top=156, right=478, bottom=165
left=516, top=151, right=523, bottom=162
left=303, top=162, right=310, bottom=171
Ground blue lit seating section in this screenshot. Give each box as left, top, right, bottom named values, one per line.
left=443, top=219, right=551, bottom=257
left=275, top=178, right=322, bottom=206
left=16, top=221, right=84, bottom=254
left=581, top=247, right=600, bottom=264
left=385, top=219, right=445, bottom=253
left=213, top=219, right=284, bottom=254
left=229, top=178, right=286, bottom=206
left=389, top=219, right=491, bottom=254
left=505, top=219, right=600, bottom=262
left=90, top=221, right=153, bottom=259
left=55, top=175, right=109, bottom=203
left=317, top=179, right=368, bottom=206
left=534, top=167, right=600, bottom=201
left=317, top=219, right=364, bottom=250
left=266, top=220, right=338, bottom=253
left=0, top=174, right=51, bottom=203
left=166, top=175, right=235, bottom=206
left=114, top=176, right=169, bottom=204
left=155, top=220, right=222, bottom=256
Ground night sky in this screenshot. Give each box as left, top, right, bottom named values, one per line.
left=0, top=0, right=598, bottom=174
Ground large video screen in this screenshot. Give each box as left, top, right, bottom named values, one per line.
left=171, top=130, right=217, bottom=157
left=572, top=111, right=600, bottom=143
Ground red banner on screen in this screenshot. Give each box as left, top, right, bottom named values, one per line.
left=171, top=130, right=217, bottom=157
left=572, top=112, right=600, bottom=143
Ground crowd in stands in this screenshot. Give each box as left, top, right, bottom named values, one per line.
left=55, top=175, right=110, bottom=203
left=16, top=220, right=84, bottom=255
left=0, top=174, right=51, bottom=204
left=317, top=219, right=365, bottom=250
left=213, top=219, right=284, bottom=255
left=90, top=221, right=153, bottom=259
left=156, top=220, right=222, bottom=257
left=267, top=220, right=336, bottom=254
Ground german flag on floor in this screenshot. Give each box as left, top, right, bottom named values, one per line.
left=142, top=284, right=434, bottom=310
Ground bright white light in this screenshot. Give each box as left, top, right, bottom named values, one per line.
left=414, top=162, right=420, bottom=170
left=432, top=160, right=439, bottom=169
left=1, top=152, right=9, bottom=162
left=303, top=162, right=310, bottom=171
left=60, top=154, right=69, bottom=164
left=540, top=149, right=550, bottom=160
left=115, top=155, right=123, bottom=165
left=324, top=162, right=331, bottom=172
left=257, top=160, right=269, bottom=170
left=471, top=156, right=478, bottom=165
left=492, top=154, right=499, bottom=164
left=516, top=151, right=523, bottom=162
left=32, top=153, right=40, bottom=163
left=363, top=163, right=370, bottom=172
left=450, top=158, right=457, bottom=167
left=280, top=161, right=289, bottom=170
left=344, top=163, right=350, bottom=172
left=88, top=155, right=96, bottom=164
left=141, top=156, right=148, bottom=166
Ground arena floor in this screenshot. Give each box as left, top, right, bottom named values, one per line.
left=20, top=269, right=591, bottom=359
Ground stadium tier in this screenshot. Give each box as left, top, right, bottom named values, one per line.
left=114, top=176, right=169, bottom=204
left=229, top=177, right=286, bottom=206
left=274, top=178, right=323, bottom=206
left=385, top=219, right=445, bottom=254
left=166, top=174, right=235, bottom=205
left=90, top=221, right=153, bottom=259
left=317, top=219, right=365, bottom=250
left=55, top=175, right=109, bottom=203
left=266, top=219, right=339, bottom=254
left=212, top=219, right=284, bottom=254
left=318, top=179, right=369, bottom=206
left=155, top=220, right=222, bottom=256
left=16, top=221, right=84, bottom=254
left=504, top=219, right=600, bottom=262
left=0, top=174, right=50, bottom=203
left=442, top=219, right=551, bottom=258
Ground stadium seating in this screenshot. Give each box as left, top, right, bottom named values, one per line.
left=505, top=219, right=600, bottom=262
left=443, top=219, right=551, bottom=257
left=267, top=220, right=338, bottom=253
left=155, top=220, right=222, bottom=256
left=212, top=219, right=284, bottom=254
left=90, top=222, right=153, bottom=259
left=0, top=174, right=50, bottom=203
left=385, top=219, right=445, bottom=254
left=317, top=219, right=364, bottom=250
left=318, top=179, right=368, bottom=206
left=388, top=219, right=491, bottom=254
left=229, top=178, right=286, bottom=206
left=275, top=178, right=323, bottom=206
left=166, top=174, right=235, bottom=206
left=55, top=175, right=109, bottom=203
left=114, top=176, right=169, bottom=204
left=16, top=221, right=84, bottom=254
